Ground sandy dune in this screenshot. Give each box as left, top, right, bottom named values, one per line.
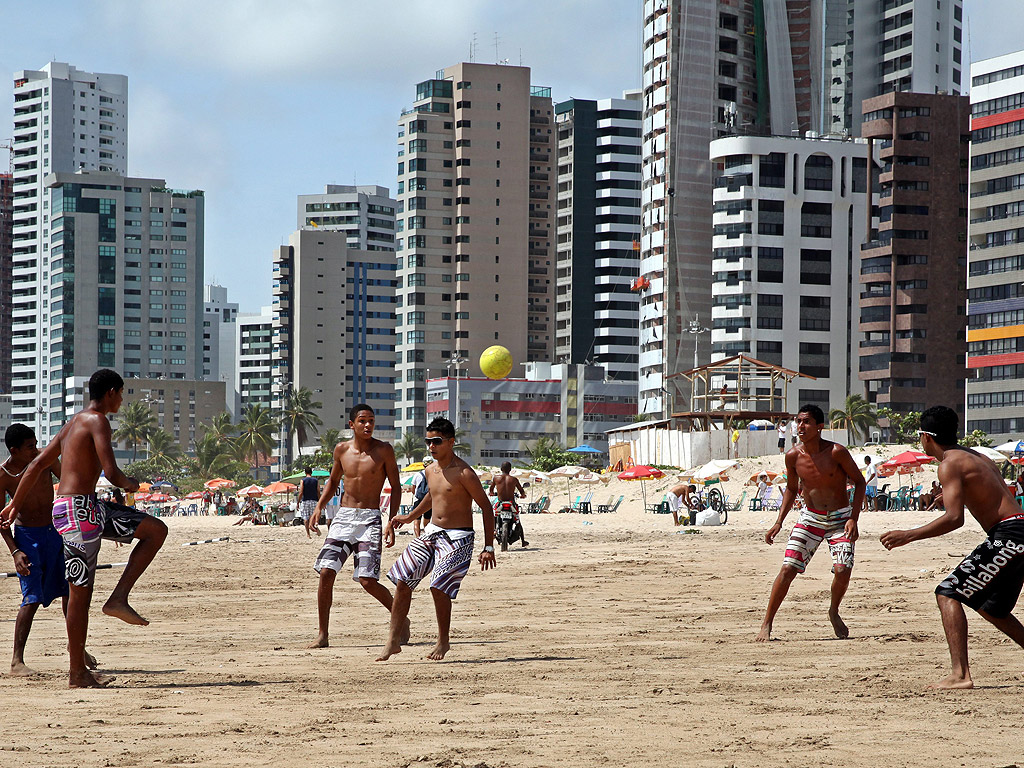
left=1, top=452, right=1020, bottom=767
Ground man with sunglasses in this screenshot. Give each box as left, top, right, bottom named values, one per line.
left=882, top=406, right=1024, bottom=689
left=377, top=417, right=496, bottom=661
left=306, top=404, right=406, bottom=649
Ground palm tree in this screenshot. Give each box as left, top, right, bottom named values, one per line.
left=394, top=431, right=423, bottom=464
left=282, top=387, right=323, bottom=462
left=319, top=428, right=342, bottom=453
left=146, top=429, right=182, bottom=469
left=203, top=411, right=236, bottom=442
left=828, top=394, right=879, bottom=445
left=235, top=403, right=279, bottom=469
left=453, top=427, right=471, bottom=456
left=113, top=400, right=156, bottom=462
left=193, top=431, right=240, bottom=478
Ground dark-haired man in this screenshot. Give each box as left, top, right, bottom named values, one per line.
left=377, top=416, right=496, bottom=661
left=882, top=405, right=1024, bottom=689
left=1, top=369, right=167, bottom=688
left=306, top=404, right=405, bottom=649
left=488, top=461, right=528, bottom=547
left=297, top=467, right=320, bottom=536
left=756, top=404, right=866, bottom=642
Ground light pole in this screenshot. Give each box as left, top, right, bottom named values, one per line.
left=276, top=377, right=290, bottom=481
left=687, top=315, right=709, bottom=414
left=446, top=353, right=467, bottom=430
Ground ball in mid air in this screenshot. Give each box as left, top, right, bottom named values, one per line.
left=479, top=345, right=513, bottom=380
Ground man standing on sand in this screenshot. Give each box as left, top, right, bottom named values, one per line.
left=298, top=467, right=320, bottom=536
left=863, top=456, right=878, bottom=512
left=881, top=406, right=1024, bottom=690
left=377, top=417, right=496, bottom=661
left=667, top=482, right=693, bottom=526
left=306, top=404, right=406, bottom=649
left=0, top=424, right=99, bottom=677
left=756, top=404, right=865, bottom=642
left=488, top=461, right=528, bottom=547
left=777, top=420, right=787, bottom=454
left=1, top=369, right=167, bottom=688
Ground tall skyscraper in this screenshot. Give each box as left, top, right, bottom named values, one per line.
left=271, top=229, right=398, bottom=453
left=554, top=94, right=642, bottom=382
left=203, top=283, right=239, bottom=415
left=236, top=307, right=273, bottom=413
left=859, top=92, right=969, bottom=417
left=0, top=171, right=12, bottom=394
left=297, top=184, right=397, bottom=251
left=709, top=134, right=874, bottom=413
left=393, top=62, right=555, bottom=437
left=10, top=63, right=128, bottom=438
left=36, top=171, right=205, bottom=436
left=966, top=51, right=1024, bottom=442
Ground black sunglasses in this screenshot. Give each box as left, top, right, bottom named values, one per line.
left=424, top=437, right=447, bottom=446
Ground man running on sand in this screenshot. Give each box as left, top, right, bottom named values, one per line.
left=881, top=406, right=1024, bottom=690
left=756, top=404, right=865, bottom=642
left=1, top=369, right=167, bottom=688
left=377, top=417, right=496, bottom=661
left=488, top=461, right=528, bottom=547
left=0, top=424, right=98, bottom=676
left=306, top=404, right=406, bottom=649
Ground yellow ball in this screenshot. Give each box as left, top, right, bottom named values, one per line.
left=479, top=345, right=513, bottom=380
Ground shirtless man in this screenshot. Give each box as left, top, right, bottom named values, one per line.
left=488, top=461, right=528, bottom=547
left=377, top=416, right=496, bottom=661
left=667, top=482, right=693, bottom=526
left=306, top=404, right=405, bottom=649
left=1, top=369, right=167, bottom=688
left=756, top=404, right=865, bottom=642
left=881, top=406, right=1024, bottom=689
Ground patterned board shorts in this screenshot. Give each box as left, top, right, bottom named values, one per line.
left=52, top=496, right=149, bottom=587
left=783, top=506, right=854, bottom=574
left=299, top=499, right=318, bottom=522
left=936, top=517, right=1024, bottom=618
left=387, top=527, right=475, bottom=600
left=313, top=507, right=382, bottom=581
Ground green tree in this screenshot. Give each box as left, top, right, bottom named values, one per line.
left=828, top=394, right=879, bottom=444
left=146, top=429, right=182, bottom=470
left=319, top=427, right=342, bottom=453
left=203, top=411, right=236, bottom=442
left=394, top=431, right=424, bottom=464
left=960, top=429, right=992, bottom=448
left=523, top=436, right=578, bottom=472
left=193, top=431, right=243, bottom=478
left=878, top=408, right=922, bottom=444
left=453, top=427, right=471, bottom=457
left=113, top=400, right=156, bottom=463
left=282, top=387, right=323, bottom=462
left=235, top=403, right=279, bottom=469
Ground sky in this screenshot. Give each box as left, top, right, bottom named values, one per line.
left=0, top=0, right=1017, bottom=313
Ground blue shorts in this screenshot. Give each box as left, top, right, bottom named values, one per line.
left=14, top=524, right=68, bottom=608
left=865, top=486, right=877, bottom=498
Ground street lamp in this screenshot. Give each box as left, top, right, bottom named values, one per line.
left=687, top=316, right=709, bottom=415
left=446, top=353, right=467, bottom=430
left=276, top=377, right=290, bottom=481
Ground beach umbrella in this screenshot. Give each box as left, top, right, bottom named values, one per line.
left=95, top=475, right=114, bottom=491
left=575, top=471, right=603, bottom=484
left=690, top=459, right=738, bottom=484
left=282, top=469, right=330, bottom=483
left=567, top=444, right=603, bottom=454
left=746, top=470, right=782, bottom=486
left=151, top=480, right=177, bottom=491
left=148, top=493, right=171, bottom=502
left=184, top=491, right=204, bottom=499
left=237, top=484, right=264, bottom=497
left=617, top=465, right=664, bottom=508
left=550, top=464, right=589, bottom=498
left=134, top=492, right=151, bottom=501
left=263, top=481, right=296, bottom=496
left=402, top=462, right=426, bottom=473
left=881, top=451, right=933, bottom=470
left=204, top=478, right=234, bottom=490
left=994, top=440, right=1024, bottom=456
left=973, top=446, right=1009, bottom=464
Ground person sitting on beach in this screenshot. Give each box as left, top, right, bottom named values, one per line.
left=756, top=404, right=866, bottom=642
left=377, top=417, right=496, bottom=661
left=919, top=481, right=943, bottom=511
left=882, top=406, right=1024, bottom=690
left=667, top=483, right=692, bottom=526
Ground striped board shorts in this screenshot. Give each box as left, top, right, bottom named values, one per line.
left=783, top=506, right=854, bottom=574
left=387, top=526, right=475, bottom=600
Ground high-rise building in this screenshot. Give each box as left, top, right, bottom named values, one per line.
left=394, top=62, right=555, bottom=436
left=10, top=63, right=128, bottom=438
left=203, top=284, right=239, bottom=415
left=709, top=134, right=875, bottom=414
left=27, top=171, right=204, bottom=438
left=0, top=171, right=12, bottom=394
left=297, top=184, right=397, bottom=251
left=554, top=94, right=642, bottom=382
left=639, top=0, right=963, bottom=417
left=236, top=306, right=273, bottom=413
left=271, top=229, right=398, bottom=454
left=859, top=92, right=969, bottom=418
left=966, top=51, right=1024, bottom=442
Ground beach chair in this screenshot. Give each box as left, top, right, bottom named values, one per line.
left=646, top=494, right=668, bottom=514
left=725, top=491, right=746, bottom=513
left=762, top=488, right=781, bottom=512
left=597, top=495, right=623, bottom=513
left=596, top=494, right=614, bottom=512
left=527, top=495, right=547, bottom=514
left=536, top=496, right=552, bottom=514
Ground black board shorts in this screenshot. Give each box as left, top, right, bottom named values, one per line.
left=936, top=517, right=1024, bottom=618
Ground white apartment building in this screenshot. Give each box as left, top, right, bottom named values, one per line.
left=236, top=306, right=273, bottom=413
left=10, top=63, right=128, bottom=439
left=709, top=134, right=875, bottom=414
left=203, top=284, right=239, bottom=415
left=297, top=185, right=397, bottom=252
left=554, top=95, right=642, bottom=383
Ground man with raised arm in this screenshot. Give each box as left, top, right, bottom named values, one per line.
left=882, top=406, right=1024, bottom=689
left=756, top=404, right=865, bottom=642
left=377, top=416, right=496, bottom=661
left=488, top=461, right=528, bottom=547
left=1, top=369, right=167, bottom=688
left=306, top=404, right=406, bottom=649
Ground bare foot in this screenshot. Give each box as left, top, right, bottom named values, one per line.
left=927, top=674, right=974, bottom=690
left=84, top=650, right=99, bottom=669
left=307, top=633, right=329, bottom=649
left=69, top=670, right=115, bottom=688
left=102, top=598, right=149, bottom=626
left=10, top=661, right=38, bottom=677
left=375, top=641, right=402, bottom=662
left=426, top=641, right=450, bottom=660
left=399, top=618, right=411, bottom=646
left=828, top=609, right=849, bottom=639
left=755, top=625, right=772, bottom=642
